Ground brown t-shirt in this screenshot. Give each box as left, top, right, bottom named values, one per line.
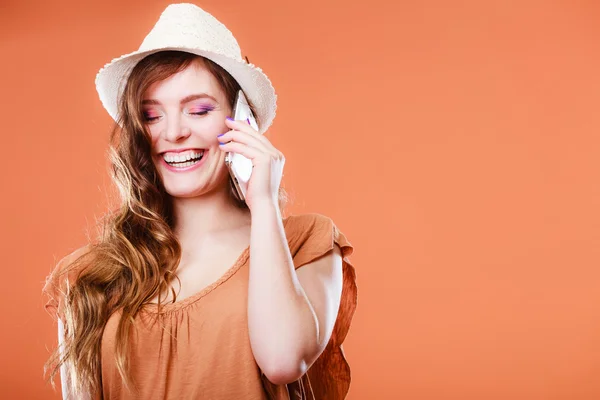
left=43, top=213, right=357, bottom=399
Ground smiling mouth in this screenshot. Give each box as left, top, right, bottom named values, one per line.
left=162, top=149, right=206, bottom=168
left=165, top=153, right=204, bottom=167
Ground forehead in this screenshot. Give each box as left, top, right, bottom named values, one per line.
left=143, top=59, right=224, bottom=103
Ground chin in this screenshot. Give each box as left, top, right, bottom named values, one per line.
left=162, top=182, right=206, bottom=198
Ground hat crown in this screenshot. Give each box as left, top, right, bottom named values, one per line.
left=138, top=3, right=242, bottom=61
left=95, top=3, right=277, bottom=135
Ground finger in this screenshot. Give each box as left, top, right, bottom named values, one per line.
left=218, top=130, right=279, bottom=158
left=224, top=118, right=277, bottom=151
left=219, top=129, right=270, bottom=152
left=218, top=140, right=265, bottom=161
left=225, top=117, right=256, bottom=134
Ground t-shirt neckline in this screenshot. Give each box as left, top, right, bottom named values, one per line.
left=142, top=244, right=250, bottom=314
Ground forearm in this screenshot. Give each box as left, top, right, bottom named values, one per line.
left=247, top=199, right=319, bottom=381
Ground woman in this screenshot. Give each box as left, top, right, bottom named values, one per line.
left=42, top=4, right=357, bottom=399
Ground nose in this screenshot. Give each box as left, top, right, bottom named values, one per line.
left=164, top=114, right=191, bottom=142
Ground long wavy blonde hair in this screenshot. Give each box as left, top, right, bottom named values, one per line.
left=44, top=50, right=288, bottom=398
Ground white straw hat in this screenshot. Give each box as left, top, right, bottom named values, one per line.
left=94, top=3, right=277, bottom=135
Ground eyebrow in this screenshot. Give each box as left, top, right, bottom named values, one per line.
left=142, top=93, right=218, bottom=105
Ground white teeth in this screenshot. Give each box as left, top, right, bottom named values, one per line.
left=163, top=150, right=204, bottom=163
left=169, top=159, right=200, bottom=168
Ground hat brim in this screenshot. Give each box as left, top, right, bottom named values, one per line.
left=94, top=47, right=277, bottom=135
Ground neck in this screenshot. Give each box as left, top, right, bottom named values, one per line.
left=171, top=184, right=251, bottom=244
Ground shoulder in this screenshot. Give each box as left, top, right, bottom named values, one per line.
left=283, top=213, right=334, bottom=248
left=54, top=243, right=93, bottom=275
left=283, top=213, right=353, bottom=269
left=284, top=212, right=333, bottom=233
left=43, top=244, right=94, bottom=301
left=42, top=243, right=94, bottom=321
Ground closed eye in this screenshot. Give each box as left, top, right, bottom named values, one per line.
left=142, top=108, right=212, bottom=122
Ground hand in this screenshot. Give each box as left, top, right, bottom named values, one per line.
left=218, top=117, right=285, bottom=211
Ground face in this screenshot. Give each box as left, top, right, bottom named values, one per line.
left=142, top=60, right=233, bottom=198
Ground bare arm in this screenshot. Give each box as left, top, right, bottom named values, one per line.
left=58, top=319, right=92, bottom=400
left=58, top=319, right=69, bottom=400
left=247, top=201, right=344, bottom=385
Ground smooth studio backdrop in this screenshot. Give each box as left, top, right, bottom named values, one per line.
left=1, top=1, right=600, bottom=399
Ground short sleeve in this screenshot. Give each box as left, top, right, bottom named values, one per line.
left=288, top=213, right=354, bottom=272
left=263, top=213, right=357, bottom=399
left=42, top=244, right=92, bottom=322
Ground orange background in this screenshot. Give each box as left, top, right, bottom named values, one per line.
left=1, top=1, right=599, bottom=399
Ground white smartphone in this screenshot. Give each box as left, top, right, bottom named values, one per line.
left=225, top=89, right=259, bottom=202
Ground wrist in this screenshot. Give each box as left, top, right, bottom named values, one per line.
left=250, top=196, right=281, bottom=218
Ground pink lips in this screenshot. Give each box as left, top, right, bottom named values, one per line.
left=160, top=150, right=208, bottom=172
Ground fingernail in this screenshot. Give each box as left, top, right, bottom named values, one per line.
left=226, top=116, right=234, bottom=121
left=246, top=118, right=250, bottom=125
left=218, top=133, right=225, bottom=137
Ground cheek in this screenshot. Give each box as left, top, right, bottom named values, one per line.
left=149, top=129, right=161, bottom=153
left=205, top=117, right=228, bottom=136
left=195, top=119, right=228, bottom=144
left=147, top=123, right=161, bottom=139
